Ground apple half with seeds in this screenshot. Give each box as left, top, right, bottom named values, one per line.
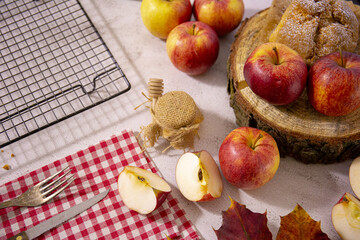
left=175, top=150, right=223, bottom=202
left=332, top=192, right=360, bottom=239
left=118, top=166, right=171, bottom=214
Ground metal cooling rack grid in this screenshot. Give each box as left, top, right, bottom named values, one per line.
left=0, top=0, right=131, bottom=148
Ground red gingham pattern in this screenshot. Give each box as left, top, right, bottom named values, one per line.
left=0, top=130, right=200, bottom=240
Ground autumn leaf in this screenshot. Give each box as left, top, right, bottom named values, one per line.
left=214, top=196, right=272, bottom=240
left=276, top=204, right=330, bottom=240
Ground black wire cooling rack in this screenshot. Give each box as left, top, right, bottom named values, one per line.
left=0, top=0, right=131, bottom=148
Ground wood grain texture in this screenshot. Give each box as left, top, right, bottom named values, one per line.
left=227, top=9, right=360, bottom=164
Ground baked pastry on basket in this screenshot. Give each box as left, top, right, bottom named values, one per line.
left=269, top=0, right=359, bottom=65
left=227, top=0, right=360, bottom=164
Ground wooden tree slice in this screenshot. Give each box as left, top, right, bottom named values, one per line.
left=228, top=9, right=360, bottom=164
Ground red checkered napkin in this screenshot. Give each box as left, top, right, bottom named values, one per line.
left=0, top=130, right=200, bottom=240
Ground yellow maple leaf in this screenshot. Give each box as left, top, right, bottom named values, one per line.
left=276, top=204, right=330, bottom=240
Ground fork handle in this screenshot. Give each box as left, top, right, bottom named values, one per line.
left=0, top=200, right=16, bottom=209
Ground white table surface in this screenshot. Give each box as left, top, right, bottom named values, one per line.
left=0, top=0, right=354, bottom=239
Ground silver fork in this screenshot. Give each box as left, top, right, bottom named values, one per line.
left=0, top=166, right=75, bottom=209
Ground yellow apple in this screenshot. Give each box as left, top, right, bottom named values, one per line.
left=140, top=0, right=192, bottom=39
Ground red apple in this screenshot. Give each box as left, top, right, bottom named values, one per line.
left=219, top=127, right=280, bottom=190
left=140, top=0, right=192, bottom=39
left=193, top=0, right=244, bottom=37
left=166, top=21, right=220, bottom=75
left=243, top=42, right=308, bottom=105
left=307, top=51, right=360, bottom=116
left=175, top=150, right=223, bottom=201
left=117, top=166, right=171, bottom=214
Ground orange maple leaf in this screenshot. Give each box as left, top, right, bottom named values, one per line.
left=276, top=204, right=330, bottom=240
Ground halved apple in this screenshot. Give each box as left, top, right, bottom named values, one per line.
left=332, top=192, right=360, bottom=239
left=175, top=150, right=223, bottom=202
left=117, top=166, right=171, bottom=214
left=349, top=157, right=360, bottom=199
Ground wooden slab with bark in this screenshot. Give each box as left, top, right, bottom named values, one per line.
left=227, top=9, right=360, bottom=164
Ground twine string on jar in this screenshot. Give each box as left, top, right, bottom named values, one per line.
left=137, top=78, right=203, bottom=152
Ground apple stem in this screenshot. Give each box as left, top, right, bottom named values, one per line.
left=192, top=24, right=196, bottom=35
left=339, top=47, right=344, bottom=67
left=273, top=47, right=280, bottom=65
left=251, top=134, right=263, bottom=150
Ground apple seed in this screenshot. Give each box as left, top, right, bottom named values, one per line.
left=198, top=165, right=209, bottom=186
left=138, top=176, right=146, bottom=182
left=198, top=168, right=203, bottom=181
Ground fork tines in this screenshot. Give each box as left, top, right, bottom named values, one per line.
left=37, top=166, right=75, bottom=202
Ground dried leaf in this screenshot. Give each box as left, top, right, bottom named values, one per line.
left=214, top=196, right=272, bottom=240
left=2, top=164, right=10, bottom=170
left=276, top=204, right=330, bottom=240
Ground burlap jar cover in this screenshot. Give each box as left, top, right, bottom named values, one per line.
left=139, top=79, right=203, bottom=151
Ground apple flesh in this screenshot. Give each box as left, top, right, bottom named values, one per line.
left=140, top=0, right=192, bottom=39
left=175, top=151, right=223, bottom=201
left=219, top=127, right=280, bottom=190
left=332, top=192, right=360, bottom=239
left=117, top=166, right=171, bottom=214
left=166, top=21, right=220, bottom=75
left=307, top=51, right=360, bottom=116
left=243, top=42, right=308, bottom=105
left=193, top=0, right=244, bottom=37
left=349, top=157, right=360, bottom=203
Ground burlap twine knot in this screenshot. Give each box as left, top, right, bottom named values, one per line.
left=139, top=79, right=203, bottom=152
